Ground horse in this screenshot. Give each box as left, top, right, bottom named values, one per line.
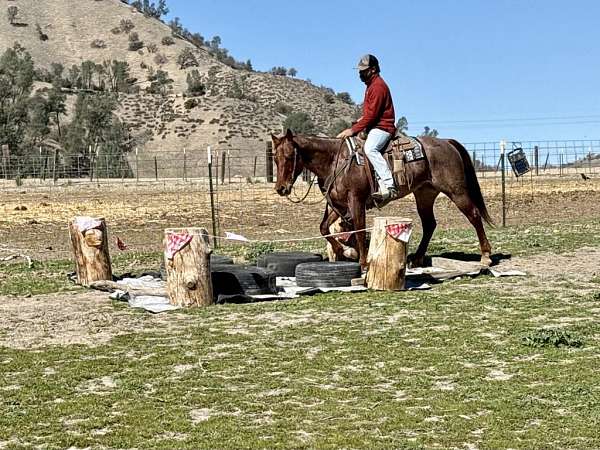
left=271, top=129, right=493, bottom=270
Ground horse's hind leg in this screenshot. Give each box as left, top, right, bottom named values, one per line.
left=449, top=192, right=492, bottom=267
left=409, top=185, right=439, bottom=268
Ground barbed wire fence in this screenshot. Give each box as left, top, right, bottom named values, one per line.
left=1, top=139, right=599, bottom=260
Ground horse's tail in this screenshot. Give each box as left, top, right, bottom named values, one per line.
left=448, top=139, right=494, bottom=226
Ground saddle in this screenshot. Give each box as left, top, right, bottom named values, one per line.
left=347, top=131, right=425, bottom=190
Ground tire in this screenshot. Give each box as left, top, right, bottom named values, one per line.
left=211, top=264, right=277, bottom=296
left=295, top=261, right=361, bottom=288
left=159, top=254, right=233, bottom=280
left=256, top=252, right=323, bottom=277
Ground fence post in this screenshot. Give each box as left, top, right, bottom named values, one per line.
left=135, top=147, right=139, bottom=183
left=183, top=147, right=187, bottom=181
left=207, top=146, right=218, bottom=249
left=500, top=140, right=507, bottom=228
left=534, top=145, right=539, bottom=176
left=52, top=148, right=59, bottom=184
left=221, top=151, right=226, bottom=184
left=266, top=141, right=274, bottom=183
left=253, top=155, right=258, bottom=178
left=154, top=156, right=158, bottom=181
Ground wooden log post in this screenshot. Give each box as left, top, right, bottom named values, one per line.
left=164, top=228, right=213, bottom=307
left=69, top=217, right=113, bottom=286
left=366, top=217, right=412, bottom=291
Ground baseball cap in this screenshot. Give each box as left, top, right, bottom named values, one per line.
left=356, top=54, right=379, bottom=71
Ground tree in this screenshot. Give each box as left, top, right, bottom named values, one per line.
left=7, top=6, right=18, bottom=25
left=103, top=60, right=132, bottom=93
left=283, top=112, right=316, bottom=134
left=147, top=70, right=173, bottom=95
left=46, top=80, right=66, bottom=138
left=336, top=92, right=354, bottom=105
left=169, top=17, right=184, bottom=35
left=25, top=94, right=50, bottom=147
left=186, top=69, right=205, bottom=96
left=210, top=36, right=221, bottom=50
left=420, top=126, right=439, bottom=137
left=287, top=68, right=297, bottom=77
left=270, top=66, right=287, bottom=76
left=0, top=44, right=35, bottom=155
left=130, top=0, right=169, bottom=19
left=396, top=116, right=408, bottom=134
left=177, top=48, right=198, bottom=69
left=328, top=119, right=351, bottom=137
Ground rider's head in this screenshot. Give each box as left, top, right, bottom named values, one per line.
left=357, top=54, right=380, bottom=83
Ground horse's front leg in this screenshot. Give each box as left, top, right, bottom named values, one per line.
left=348, top=195, right=367, bottom=271
left=320, top=207, right=345, bottom=260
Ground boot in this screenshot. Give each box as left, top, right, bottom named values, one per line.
left=372, top=186, right=399, bottom=208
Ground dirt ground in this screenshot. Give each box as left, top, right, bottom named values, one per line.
left=1, top=247, right=598, bottom=350
left=1, top=177, right=599, bottom=259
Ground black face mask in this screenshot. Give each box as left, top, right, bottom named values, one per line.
left=359, top=69, right=370, bottom=83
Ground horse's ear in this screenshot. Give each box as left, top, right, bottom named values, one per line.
left=285, top=128, right=294, bottom=140
left=271, top=133, right=280, bottom=145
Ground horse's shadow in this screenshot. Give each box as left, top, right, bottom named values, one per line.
left=417, top=251, right=512, bottom=267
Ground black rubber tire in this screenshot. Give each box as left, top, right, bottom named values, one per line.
left=295, top=261, right=361, bottom=288
left=211, top=264, right=277, bottom=296
left=256, top=252, right=323, bottom=277
left=159, top=254, right=234, bottom=280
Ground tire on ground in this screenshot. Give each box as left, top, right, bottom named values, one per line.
left=211, top=264, right=277, bottom=296
left=295, top=261, right=362, bottom=288
left=256, top=252, right=323, bottom=277
left=159, top=254, right=234, bottom=280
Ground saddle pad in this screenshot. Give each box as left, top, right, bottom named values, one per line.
left=403, top=137, right=425, bottom=162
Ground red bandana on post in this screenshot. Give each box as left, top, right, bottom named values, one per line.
left=165, top=232, right=193, bottom=259
left=385, top=222, right=413, bottom=243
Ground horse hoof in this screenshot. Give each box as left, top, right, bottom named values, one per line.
left=407, top=253, right=425, bottom=268
left=480, top=254, right=492, bottom=267
left=343, top=246, right=358, bottom=260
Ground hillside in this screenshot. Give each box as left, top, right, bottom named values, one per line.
left=0, top=0, right=357, bottom=173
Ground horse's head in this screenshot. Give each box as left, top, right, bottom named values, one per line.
left=271, top=129, right=304, bottom=196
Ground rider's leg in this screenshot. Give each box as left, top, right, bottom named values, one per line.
left=364, top=128, right=396, bottom=196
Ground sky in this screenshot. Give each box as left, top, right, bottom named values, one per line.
left=165, top=0, right=600, bottom=143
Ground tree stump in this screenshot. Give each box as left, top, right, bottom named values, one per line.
left=164, top=228, right=213, bottom=308
left=69, top=217, right=112, bottom=286
left=366, top=217, right=413, bottom=291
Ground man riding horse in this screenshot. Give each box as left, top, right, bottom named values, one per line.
left=337, top=54, right=399, bottom=207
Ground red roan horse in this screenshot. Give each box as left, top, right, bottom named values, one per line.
left=271, top=129, right=493, bottom=270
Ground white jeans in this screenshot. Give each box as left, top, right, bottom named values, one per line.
left=364, top=128, right=394, bottom=190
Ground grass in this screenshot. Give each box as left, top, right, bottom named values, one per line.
left=0, top=220, right=599, bottom=448
left=1, top=282, right=599, bottom=448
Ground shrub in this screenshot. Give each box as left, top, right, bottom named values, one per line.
left=91, top=39, right=107, bottom=49
left=274, top=102, right=292, bottom=116
left=184, top=98, right=199, bottom=109
left=177, top=48, right=199, bottom=69
left=186, top=69, right=205, bottom=96
left=161, top=36, right=175, bottom=46
left=283, top=112, right=316, bottom=134
left=36, top=23, right=48, bottom=41
left=522, top=328, right=583, bottom=348
left=120, top=18, right=135, bottom=33
left=128, top=40, right=144, bottom=51
left=328, top=119, right=351, bottom=137
left=7, top=6, right=18, bottom=25
left=154, top=53, right=168, bottom=65
left=336, top=91, right=354, bottom=105
left=323, top=93, right=335, bottom=104
left=111, top=26, right=121, bottom=35
left=147, top=43, right=158, bottom=53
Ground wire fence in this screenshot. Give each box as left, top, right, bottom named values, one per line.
left=1, top=139, right=599, bottom=260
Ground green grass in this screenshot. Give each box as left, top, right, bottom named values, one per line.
left=1, top=220, right=599, bottom=448
left=1, top=282, right=599, bottom=448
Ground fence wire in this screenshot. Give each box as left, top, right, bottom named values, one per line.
left=1, top=140, right=599, bottom=260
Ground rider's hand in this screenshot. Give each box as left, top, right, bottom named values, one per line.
left=336, top=128, right=354, bottom=140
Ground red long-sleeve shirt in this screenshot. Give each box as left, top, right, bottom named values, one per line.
left=351, top=74, right=396, bottom=135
